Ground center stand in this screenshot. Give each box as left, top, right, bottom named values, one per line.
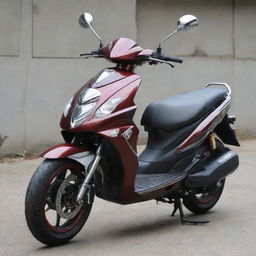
left=157, top=197, right=209, bottom=225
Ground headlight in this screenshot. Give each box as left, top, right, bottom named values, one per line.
left=71, top=88, right=100, bottom=128
left=63, top=97, right=73, bottom=117
left=95, top=97, right=122, bottom=118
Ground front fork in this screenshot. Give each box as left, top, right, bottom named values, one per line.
left=76, top=144, right=102, bottom=203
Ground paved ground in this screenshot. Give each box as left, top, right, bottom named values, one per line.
left=0, top=140, right=255, bottom=256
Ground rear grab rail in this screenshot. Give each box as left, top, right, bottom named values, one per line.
left=204, top=82, right=231, bottom=96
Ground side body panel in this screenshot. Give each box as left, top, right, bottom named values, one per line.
left=177, top=95, right=231, bottom=152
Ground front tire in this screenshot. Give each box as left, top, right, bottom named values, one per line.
left=25, top=159, right=93, bottom=246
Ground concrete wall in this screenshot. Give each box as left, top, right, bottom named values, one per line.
left=0, top=0, right=255, bottom=155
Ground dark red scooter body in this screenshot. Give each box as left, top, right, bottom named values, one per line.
left=44, top=64, right=179, bottom=204
left=42, top=38, right=235, bottom=204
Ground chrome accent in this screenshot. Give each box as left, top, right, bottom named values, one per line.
left=204, top=82, right=231, bottom=96
left=76, top=145, right=102, bottom=202
left=79, top=88, right=101, bottom=104
left=96, top=69, right=115, bottom=83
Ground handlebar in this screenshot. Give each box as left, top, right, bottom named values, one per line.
left=80, top=49, right=183, bottom=68
left=151, top=52, right=183, bottom=63
left=80, top=50, right=104, bottom=58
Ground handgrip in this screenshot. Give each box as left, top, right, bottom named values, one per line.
left=160, top=54, right=183, bottom=63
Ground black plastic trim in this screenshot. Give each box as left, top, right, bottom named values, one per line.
left=215, top=115, right=240, bottom=146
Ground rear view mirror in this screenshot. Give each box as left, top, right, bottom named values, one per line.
left=157, top=14, right=198, bottom=52
left=78, top=12, right=103, bottom=48
left=177, top=15, right=198, bottom=31
left=79, top=12, right=93, bottom=29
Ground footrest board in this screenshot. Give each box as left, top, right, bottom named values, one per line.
left=135, top=171, right=185, bottom=194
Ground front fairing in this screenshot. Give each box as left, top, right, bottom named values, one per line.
left=60, top=67, right=141, bottom=132
left=102, top=38, right=153, bottom=62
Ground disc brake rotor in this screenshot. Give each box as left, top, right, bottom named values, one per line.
left=56, top=174, right=83, bottom=219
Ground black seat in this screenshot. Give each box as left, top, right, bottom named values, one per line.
left=141, top=88, right=227, bottom=131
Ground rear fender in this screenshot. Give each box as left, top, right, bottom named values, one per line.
left=41, top=143, right=95, bottom=169
left=214, top=115, right=240, bottom=146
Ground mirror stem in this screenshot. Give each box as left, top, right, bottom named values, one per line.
left=88, top=23, right=103, bottom=47
left=158, top=29, right=178, bottom=49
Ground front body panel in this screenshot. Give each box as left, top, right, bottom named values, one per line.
left=59, top=67, right=145, bottom=203
left=60, top=68, right=140, bottom=131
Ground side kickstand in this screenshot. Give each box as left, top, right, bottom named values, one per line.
left=171, top=199, right=179, bottom=216
left=172, top=198, right=209, bottom=225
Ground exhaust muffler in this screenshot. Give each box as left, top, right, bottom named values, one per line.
left=185, top=149, right=239, bottom=188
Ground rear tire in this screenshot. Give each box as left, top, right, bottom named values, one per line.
left=183, top=179, right=225, bottom=214
left=25, top=159, right=93, bottom=246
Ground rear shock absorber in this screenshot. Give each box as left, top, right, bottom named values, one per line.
left=209, top=132, right=216, bottom=151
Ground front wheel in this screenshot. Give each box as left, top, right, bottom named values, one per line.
left=25, top=159, right=94, bottom=246
left=183, top=179, right=225, bottom=214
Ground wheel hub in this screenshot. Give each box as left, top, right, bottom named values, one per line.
left=56, top=174, right=83, bottom=219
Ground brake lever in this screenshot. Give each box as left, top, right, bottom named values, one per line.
left=148, top=57, right=174, bottom=68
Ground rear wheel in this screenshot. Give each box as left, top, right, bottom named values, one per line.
left=25, top=159, right=94, bottom=246
left=183, top=179, right=225, bottom=214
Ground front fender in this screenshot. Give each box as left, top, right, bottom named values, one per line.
left=41, top=143, right=87, bottom=158
left=41, top=143, right=95, bottom=169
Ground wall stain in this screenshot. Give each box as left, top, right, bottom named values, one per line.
left=32, top=4, right=39, bottom=16
left=0, top=135, right=8, bottom=147
left=191, top=48, right=208, bottom=57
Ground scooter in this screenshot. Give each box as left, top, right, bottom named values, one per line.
left=25, top=13, right=240, bottom=246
